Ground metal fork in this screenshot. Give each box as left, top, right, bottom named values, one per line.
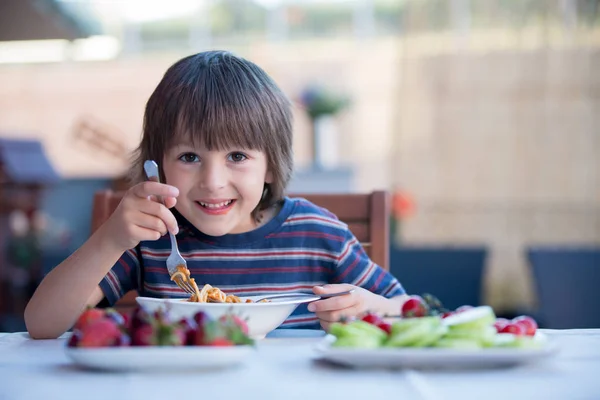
left=143, top=160, right=196, bottom=295
left=254, top=289, right=355, bottom=303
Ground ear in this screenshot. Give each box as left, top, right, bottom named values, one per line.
left=265, top=170, right=274, bottom=184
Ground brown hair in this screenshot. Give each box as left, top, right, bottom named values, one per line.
left=130, top=51, right=294, bottom=221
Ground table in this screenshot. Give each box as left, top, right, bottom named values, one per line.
left=1, top=329, right=599, bottom=400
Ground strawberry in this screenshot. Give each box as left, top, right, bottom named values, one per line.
left=494, top=318, right=510, bottom=333
left=376, top=321, right=392, bottom=335
left=130, top=309, right=186, bottom=346
left=512, top=316, right=538, bottom=336
left=78, top=318, right=121, bottom=348
left=131, top=324, right=154, bottom=346
left=360, top=312, right=383, bottom=326
left=130, top=307, right=151, bottom=331
left=193, top=311, right=210, bottom=327
left=210, top=337, right=234, bottom=346
left=401, top=295, right=430, bottom=318
left=67, top=330, right=82, bottom=347
left=218, top=314, right=253, bottom=345
left=219, top=314, right=249, bottom=335
left=179, top=317, right=198, bottom=346
left=73, top=308, right=106, bottom=331
left=499, top=322, right=526, bottom=336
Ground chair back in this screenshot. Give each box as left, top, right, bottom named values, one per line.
left=527, top=246, right=600, bottom=329
left=389, top=246, right=487, bottom=310
left=91, top=190, right=390, bottom=270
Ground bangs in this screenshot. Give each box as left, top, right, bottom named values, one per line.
left=159, top=53, right=284, bottom=152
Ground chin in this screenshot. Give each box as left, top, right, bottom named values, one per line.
left=201, top=227, right=230, bottom=237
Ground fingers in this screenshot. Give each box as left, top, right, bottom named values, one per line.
left=131, top=181, right=179, bottom=200
left=312, top=283, right=356, bottom=295
left=130, top=212, right=169, bottom=237
left=315, top=303, right=363, bottom=323
left=309, top=284, right=367, bottom=325
left=163, top=196, right=177, bottom=209
left=308, top=292, right=356, bottom=313
left=128, top=225, right=167, bottom=242
left=320, top=320, right=333, bottom=332
left=137, top=200, right=179, bottom=234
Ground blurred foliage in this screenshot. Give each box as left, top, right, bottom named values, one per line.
left=133, top=0, right=600, bottom=50
left=210, top=0, right=266, bottom=36
left=299, top=85, right=351, bottom=120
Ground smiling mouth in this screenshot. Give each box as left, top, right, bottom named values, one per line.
left=197, top=200, right=234, bottom=209
left=195, top=199, right=236, bottom=214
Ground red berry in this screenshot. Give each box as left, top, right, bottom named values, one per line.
left=73, top=308, right=106, bottom=331
left=441, top=311, right=454, bottom=319
left=499, top=322, right=526, bottom=336
left=376, top=321, right=392, bottom=335
left=131, top=324, right=154, bottom=346
left=179, top=318, right=198, bottom=346
left=512, top=316, right=538, bottom=336
left=210, top=338, right=234, bottom=346
left=193, top=311, right=210, bottom=327
left=219, top=314, right=249, bottom=335
left=494, top=318, right=510, bottom=333
left=130, top=307, right=150, bottom=331
left=361, top=312, right=383, bottom=325
left=401, top=296, right=429, bottom=318
left=78, top=318, right=122, bottom=347
left=67, top=330, right=82, bottom=347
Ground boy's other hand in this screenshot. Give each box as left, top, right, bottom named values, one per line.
left=99, top=181, right=180, bottom=252
left=308, top=284, right=388, bottom=332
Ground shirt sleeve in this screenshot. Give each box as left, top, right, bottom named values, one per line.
left=98, top=247, right=141, bottom=305
left=332, top=228, right=405, bottom=298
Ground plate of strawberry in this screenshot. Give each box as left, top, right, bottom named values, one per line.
left=65, top=306, right=254, bottom=371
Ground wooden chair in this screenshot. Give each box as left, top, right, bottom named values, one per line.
left=91, top=189, right=390, bottom=307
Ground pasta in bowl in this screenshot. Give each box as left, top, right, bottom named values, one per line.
left=136, top=286, right=319, bottom=339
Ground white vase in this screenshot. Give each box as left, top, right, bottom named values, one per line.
left=312, top=115, right=340, bottom=169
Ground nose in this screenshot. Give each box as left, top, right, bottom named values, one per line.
left=198, top=160, right=227, bottom=191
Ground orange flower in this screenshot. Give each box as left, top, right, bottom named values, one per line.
left=392, top=190, right=416, bottom=220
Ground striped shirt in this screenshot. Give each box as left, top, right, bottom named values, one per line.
left=99, top=197, right=405, bottom=329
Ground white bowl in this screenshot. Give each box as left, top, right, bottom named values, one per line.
left=135, top=295, right=319, bottom=339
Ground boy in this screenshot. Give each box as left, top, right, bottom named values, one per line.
left=25, top=51, right=407, bottom=339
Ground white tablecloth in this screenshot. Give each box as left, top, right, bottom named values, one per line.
left=0, top=329, right=599, bottom=400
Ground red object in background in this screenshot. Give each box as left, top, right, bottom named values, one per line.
left=512, top=316, right=538, bottom=336
left=499, top=323, right=526, bottom=336
left=392, top=190, right=416, bottom=220
left=361, top=313, right=383, bottom=325
left=401, top=295, right=429, bottom=318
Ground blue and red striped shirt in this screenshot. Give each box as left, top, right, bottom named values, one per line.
left=99, top=197, right=405, bottom=329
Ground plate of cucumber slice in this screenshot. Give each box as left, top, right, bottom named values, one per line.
left=315, top=306, right=558, bottom=369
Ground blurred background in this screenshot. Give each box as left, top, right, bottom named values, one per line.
left=0, top=0, right=598, bottom=332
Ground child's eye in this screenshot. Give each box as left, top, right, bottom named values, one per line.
left=228, top=152, right=248, bottom=162
left=179, top=153, right=199, bottom=163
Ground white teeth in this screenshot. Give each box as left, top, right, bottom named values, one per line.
left=199, top=200, right=233, bottom=208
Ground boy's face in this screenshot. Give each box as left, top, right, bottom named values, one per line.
left=162, top=142, right=273, bottom=236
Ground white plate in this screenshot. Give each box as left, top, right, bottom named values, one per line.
left=65, top=345, right=255, bottom=372
left=315, top=334, right=558, bottom=369
left=136, top=295, right=319, bottom=339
